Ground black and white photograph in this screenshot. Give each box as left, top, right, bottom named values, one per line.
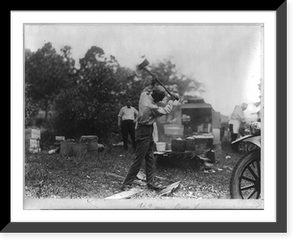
left=23, top=22, right=264, bottom=210
left=5, top=3, right=290, bottom=237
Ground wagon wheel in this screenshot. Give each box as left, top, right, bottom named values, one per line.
left=230, top=149, right=261, bottom=199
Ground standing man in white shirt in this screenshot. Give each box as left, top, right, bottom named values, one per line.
left=228, top=103, right=248, bottom=151
left=118, top=100, right=139, bottom=150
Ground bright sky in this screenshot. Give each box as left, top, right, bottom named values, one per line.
left=25, top=24, right=262, bottom=117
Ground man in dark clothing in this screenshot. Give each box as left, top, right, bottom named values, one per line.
left=121, top=78, right=174, bottom=191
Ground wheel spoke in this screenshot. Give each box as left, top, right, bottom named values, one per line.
left=231, top=149, right=261, bottom=199
left=246, top=165, right=258, bottom=180
left=241, top=176, right=256, bottom=183
left=241, top=184, right=256, bottom=191
left=250, top=162, right=256, bottom=169
left=246, top=189, right=257, bottom=199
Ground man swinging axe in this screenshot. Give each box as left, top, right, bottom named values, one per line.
left=121, top=58, right=178, bottom=191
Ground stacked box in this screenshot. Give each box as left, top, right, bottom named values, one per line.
left=80, top=135, right=98, bottom=156
left=55, top=136, right=65, bottom=141
left=164, top=124, right=184, bottom=137
left=60, top=142, right=87, bottom=157
left=186, top=138, right=196, bottom=151
left=55, top=136, right=65, bottom=149
left=25, top=128, right=41, bottom=139
left=171, top=139, right=186, bottom=152
left=194, top=137, right=213, bottom=151
left=25, top=128, right=41, bottom=153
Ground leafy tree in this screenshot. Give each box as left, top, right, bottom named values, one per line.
left=25, top=92, right=39, bottom=127
left=146, top=59, right=205, bottom=98
left=53, top=46, right=126, bottom=142
left=25, top=43, right=76, bottom=121
left=77, top=47, right=119, bottom=136
left=51, top=87, right=79, bottom=138
left=112, top=65, right=144, bottom=109
left=25, top=49, right=39, bottom=127
left=60, top=45, right=78, bottom=86
left=46, top=47, right=209, bottom=143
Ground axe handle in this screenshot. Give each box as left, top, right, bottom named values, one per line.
left=143, top=67, right=179, bottom=100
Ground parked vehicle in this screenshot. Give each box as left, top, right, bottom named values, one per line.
left=230, top=121, right=261, bottom=199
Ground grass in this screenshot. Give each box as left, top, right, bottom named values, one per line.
left=24, top=143, right=243, bottom=199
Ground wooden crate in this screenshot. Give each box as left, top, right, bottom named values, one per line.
left=25, top=138, right=41, bottom=152
left=55, top=136, right=65, bottom=141
left=60, top=142, right=87, bottom=157
left=80, top=135, right=98, bottom=156
left=194, top=137, right=213, bottom=151
left=25, top=128, right=41, bottom=139
left=186, top=138, right=196, bottom=151
left=80, top=135, right=98, bottom=143
left=164, top=124, right=184, bottom=136
left=171, top=139, right=186, bottom=152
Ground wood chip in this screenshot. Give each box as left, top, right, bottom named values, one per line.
left=158, top=181, right=181, bottom=196
left=104, top=188, right=142, bottom=199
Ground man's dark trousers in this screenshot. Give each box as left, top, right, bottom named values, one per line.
left=121, top=120, right=136, bottom=150
left=229, top=123, right=239, bottom=151
left=122, top=124, right=156, bottom=186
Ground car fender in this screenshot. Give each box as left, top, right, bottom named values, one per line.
left=231, top=135, right=261, bottom=148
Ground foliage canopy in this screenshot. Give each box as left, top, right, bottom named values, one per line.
left=25, top=43, right=204, bottom=144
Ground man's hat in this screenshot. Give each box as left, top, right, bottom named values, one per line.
left=242, top=103, right=248, bottom=109
left=152, top=85, right=166, bottom=97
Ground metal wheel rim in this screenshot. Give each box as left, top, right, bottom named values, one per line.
left=238, top=159, right=261, bottom=199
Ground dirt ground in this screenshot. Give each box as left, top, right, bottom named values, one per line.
left=25, top=141, right=243, bottom=200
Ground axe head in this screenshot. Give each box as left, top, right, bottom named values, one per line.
left=137, top=58, right=149, bottom=70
